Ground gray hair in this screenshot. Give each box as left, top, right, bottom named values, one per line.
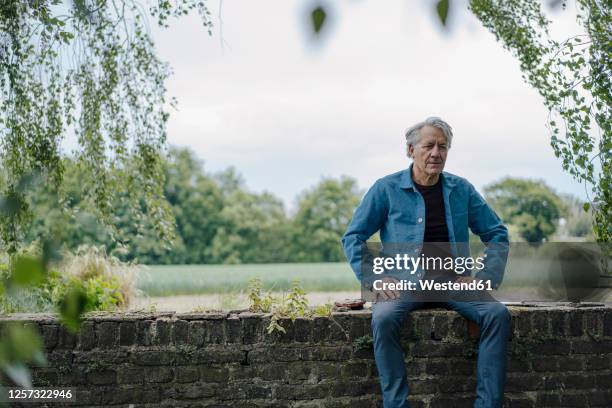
left=404, top=117, right=453, bottom=156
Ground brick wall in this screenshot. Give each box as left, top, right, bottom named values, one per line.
left=1, top=304, right=611, bottom=407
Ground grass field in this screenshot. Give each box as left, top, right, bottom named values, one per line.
left=136, top=262, right=360, bottom=296
left=136, top=258, right=612, bottom=304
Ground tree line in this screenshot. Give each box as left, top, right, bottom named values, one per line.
left=19, top=147, right=592, bottom=265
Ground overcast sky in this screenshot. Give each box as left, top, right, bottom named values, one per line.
left=148, top=0, right=588, bottom=209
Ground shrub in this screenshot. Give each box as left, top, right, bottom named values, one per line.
left=0, top=245, right=139, bottom=313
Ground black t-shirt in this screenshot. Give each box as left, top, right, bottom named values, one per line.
left=414, top=178, right=452, bottom=279
left=414, top=178, right=449, bottom=243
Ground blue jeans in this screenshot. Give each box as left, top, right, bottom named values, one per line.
left=371, top=296, right=511, bottom=408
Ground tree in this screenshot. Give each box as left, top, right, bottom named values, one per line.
left=0, top=1, right=213, bottom=253
left=484, top=178, right=566, bottom=242
left=292, top=177, right=361, bottom=262
left=469, top=0, right=610, bottom=242
left=159, top=147, right=224, bottom=263
left=210, top=190, right=292, bottom=264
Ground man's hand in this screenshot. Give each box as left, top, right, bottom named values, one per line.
left=373, top=276, right=401, bottom=301
left=455, top=275, right=495, bottom=290
left=455, top=275, right=480, bottom=284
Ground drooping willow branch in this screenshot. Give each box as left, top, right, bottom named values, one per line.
left=0, top=0, right=212, bottom=253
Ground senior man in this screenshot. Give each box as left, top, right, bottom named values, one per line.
left=342, top=117, right=511, bottom=408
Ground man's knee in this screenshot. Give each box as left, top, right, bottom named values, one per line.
left=372, top=303, right=403, bottom=334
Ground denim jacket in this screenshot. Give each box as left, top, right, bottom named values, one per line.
left=341, top=164, right=509, bottom=289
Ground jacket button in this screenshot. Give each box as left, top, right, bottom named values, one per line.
left=417, top=217, right=423, bottom=223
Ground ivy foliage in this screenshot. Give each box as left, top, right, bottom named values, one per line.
left=469, top=0, right=611, bottom=242
left=0, top=0, right=212, bottom=253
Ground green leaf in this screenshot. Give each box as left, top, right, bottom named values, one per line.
left=2, top=363, right=32, bottom=388
left=583, top=202, right=590, bottom=212
left=436, top=0, right=449, bottom=26
left=11, top=256, right=45, bottom=286
left=59, top=285, right=89, bottom=333
left=311, top=6, right=327, bottom=34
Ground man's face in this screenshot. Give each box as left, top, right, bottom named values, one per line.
left=408, top=125, right=448, bottom=177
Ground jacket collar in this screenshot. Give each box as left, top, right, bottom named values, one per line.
left=399, top=163, right=457, bottom=191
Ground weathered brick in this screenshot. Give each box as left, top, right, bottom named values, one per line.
left=310, top=346, right=352, bottom=361
left=604, top=309, right=612, bottom=337
left=431, top=314, right=449, bottom=340
left=294, top=318, right=313, bottom=342
left=175, top=366, right=200, bottom=383
left=536, top=392, right=560, bottom=406
left=96, top=321, right=118, bottom=349
left=59, top=365, right=87, bottom=386
left=188, top=321, right=206, bottom=346
left=109, top=385, right=161, bottom=404
left=119, top=321, right=136, bottom=346
left=424, top=360, right=447, bottom=374
left=413, top=314, right=432, bottom=339
left=531, top=311, right=550, bottom=337
left=145, top=366, right=173, bottom=383
left=136, top=319, right=154, bottom=346
left=449, top=314, right=469, bottom=339
left=242, top=314, right=265, bottom=344
left=200, top=366, right=230, bottom=382
left=409, top=379, right=437, bottom=395
left=506, top=373, right=544, bottom=392
left=276, top=383, right=330, bottom=400
left=507, top=358, right=530, bottom=373
left=585, top=311, right=603, bottom=336
left=328, top=380, right=378, bottom=397
left=410, top=341, right=465, bottom=357
left=595, top=372, right=612, bottom=389
left=313, top=316, right=331, bottom=342
left=73, top=349, right=128, bottom=364
left=588, top=389, right=612, bottom=406
left=504, top=394, right=534, bottom=408
left=558, top=356, right=584, bottom=371
left=544, top=373, right=595, bottom=390
left=559, top=393, right=587, bottom=406
left=131, top=350, right=175, bottom=365
left=341, top=362, right=367, bottom=378
left=585, top=355, right=609, bottom=370
left=531, top=339, right=572, bottom=355
left=226, top=315, right=242, bottom=342
left=572, top=339, right=612, bottom=354
left=549, top=310, right=567, bottom=337
left=87, top=369, right=116, bottom=385
left=205, top=318, right=226, bottom=344
left=316, top=362, right=343, bottom=380
left=512, top=311, right=532, bottom=339
left=41, top=324, right=58, bottom=349
left=117, top=367, right=144, bottom=384
left=153, top=319, right=172, bottom=345
left=32, top=368, right=59, bottom=386
left=191, top=347, right=244, bottom=364
left=173, top=319, right=189, bottom=345
left=430, top=395, right=473, bottom=408
left=532, top=357, right=558, bottom=372
left=436, top=376, right=476, bottom=393
left=569, top=310, right=584, bottom=336
left=446, top=359, right=475, bottom=376
left=220, top=383, right=271, bottom=400
left=57, top=325, right=77, bottom=349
